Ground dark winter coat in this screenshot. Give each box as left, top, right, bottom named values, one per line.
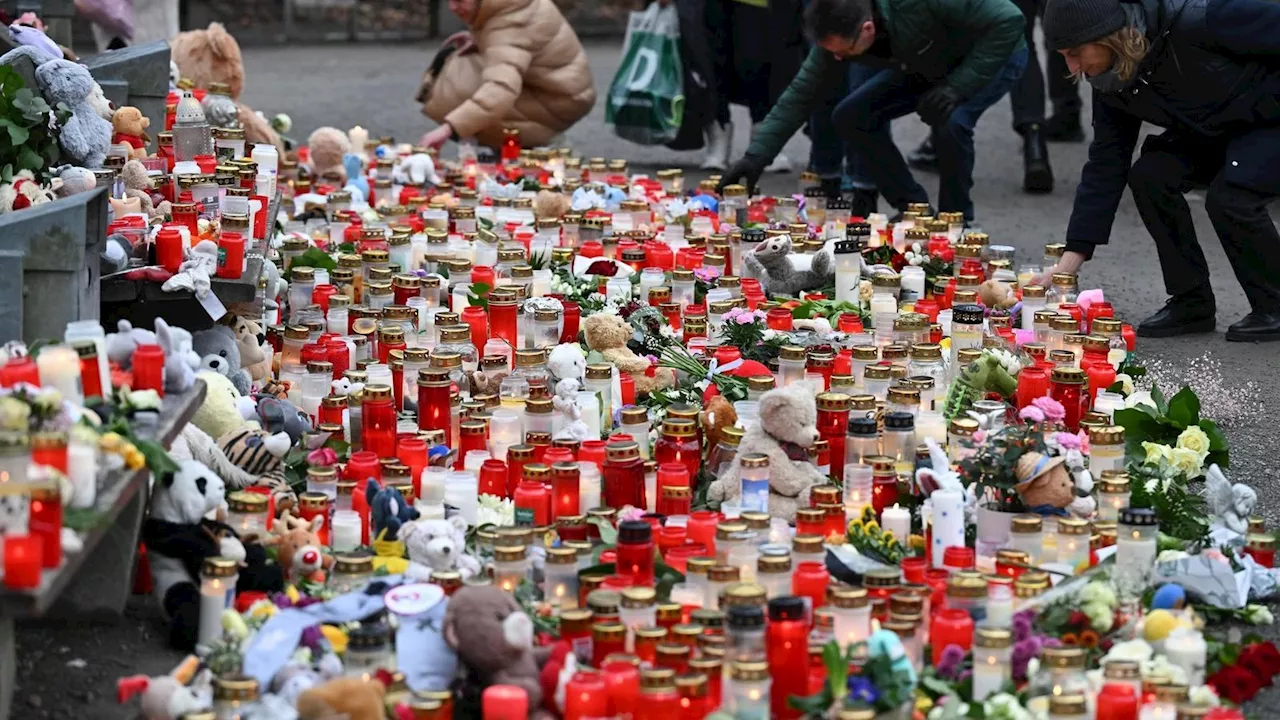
left=745, top=0, right=1026, bottom=160
left=1065, top=0, right=1280, bottom=259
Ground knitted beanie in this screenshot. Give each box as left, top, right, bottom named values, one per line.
left=1043, top=0, right=1128, bottom=50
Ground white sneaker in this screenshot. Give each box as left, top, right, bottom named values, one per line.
left=764, top=153, right=793, bottom=173
left=700, top=121, right=732, bottom=170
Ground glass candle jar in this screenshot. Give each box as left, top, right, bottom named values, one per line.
left=493, top=544, right=530, bottom=593
left=226, top=491, right=269, bottom=538
left=1056, top=517, right=1091, bottom=574
left=728, top=660, right=771, bottom=720
left=617, top=520, right=656, bottom=587
left=620, top=586, right=658, bottom=650
left=654, top=419, right=700, bottom=486
left=827, top=585, right=871, bottom=650
left=604, top=442, right=646, bottom=510
left=1115, top=507, right=1158, bottom=598
left=197, top=556, right=238, bottom=649
left=361, top=384, right=397, bottom=458
left=1049, top=367, right=1088, bottom=431
left=972, top=627, right=1013, bottom=701
left=1095, top=471, right=1130, bottom=523
left=1007, top=514, right=1044, bottom=566
left=776, top=346, right=807, bottom=388
left=328, top=553, right=375, bottom=594
left=213, top=675, right=260, bottom=720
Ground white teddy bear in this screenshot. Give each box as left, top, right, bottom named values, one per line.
left=400, top=516, right=481, bottom=581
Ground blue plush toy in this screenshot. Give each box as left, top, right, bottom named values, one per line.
left=366, top=478, right=419, bottom=542
left=1151, top=583, right=1187, bottom=610
left=342, top=153, right=369, bottom=200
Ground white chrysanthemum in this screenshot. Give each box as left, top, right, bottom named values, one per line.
left=1188, top=684, right=1220, bottom=707
left=1243, top=604, right=1274, bottom=625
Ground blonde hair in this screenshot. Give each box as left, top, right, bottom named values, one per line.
left=1072, top=26, right=1150, bottom=82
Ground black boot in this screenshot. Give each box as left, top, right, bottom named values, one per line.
left=1023, top=125, right=1054, bottom=194
left=851, top=188, right=878, bottom=218
left=906, top=138, right=937, bottom=172
left=1137, top=289, right=1217, bottom=338
left=1225, top=311, right=1280, bottom=342
left=1044, top=112, right=1085, bottom=142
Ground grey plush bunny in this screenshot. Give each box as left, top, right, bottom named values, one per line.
left=741, top=235, right=834, bottom=297
left=35, top=59, right=112, bottom=169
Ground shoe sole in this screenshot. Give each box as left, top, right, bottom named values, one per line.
left=1225, top=328, right=1280, bottom=342
left=1024, top=166, right=1054, bottom=194
left=1136, top=318, right=1216, bottom=338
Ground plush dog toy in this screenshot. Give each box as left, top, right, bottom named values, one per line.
left=741, top=235, right=834, bottom=297
left=401, top=516, right=482, bottom=581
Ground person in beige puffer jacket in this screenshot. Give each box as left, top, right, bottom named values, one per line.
left=417, top=0, right=597, bottom=150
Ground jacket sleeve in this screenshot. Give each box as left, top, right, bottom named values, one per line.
left=744, top=46, right=838, bottom=162
left=928, top=0, right=1026, bottom=98
left=1197, top=0, right=1280, bottom=56
left=1064, top=93, right=1142, bottom=260
left=444, top=8, right=537, bottom=138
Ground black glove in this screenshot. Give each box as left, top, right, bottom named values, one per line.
left=917, top=85, right=963, bottom=127
left=717, top=155, right=766, bottom=195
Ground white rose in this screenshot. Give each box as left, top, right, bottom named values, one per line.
left=1115, top=373, right=1135, bottom=396
left=1243, top=604, right=1274, bottom=625
left=1125, top=390, right=1157, bottom=410
left=1176, top=426, right=1212, bottom=462
left=1169, top=447, right=1204, bottom=479
left=1103, top=639, right=1154, bottom=664
left=1188, top=684, right=1220, bottom=707
left=1157, top=549, right=1191, bottom=563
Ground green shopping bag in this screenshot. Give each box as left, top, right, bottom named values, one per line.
left=605, top=2, right=685, bottom=145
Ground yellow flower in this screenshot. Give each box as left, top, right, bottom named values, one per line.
left=1169, top=447, right=1203, bottom=479
left=864, top=520, right=881, bottom=535
left=99, top=432, right=124, bottom=451
left=285, top=584, right=301, bottom=604
left=248, top=601, right=277, bottom=621
left=860, top=505, right=877, bottom=523
left=1141, top=441, right=1173, bottom=467
left=915, top=693, right=934, bottom=713
left=847, top=518, right=864, bottom=534
left=909, top=534, right=925, bottom=550
left=882, top=530, right=897, bottom=545
left=125, top=449, right=146, bottom=470
left=1176, top=426, right=1211, bottom=462
left=321, top=625, right=349, bottom=654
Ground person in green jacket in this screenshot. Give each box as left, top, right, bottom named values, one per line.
left=718, top=0, right=1027, bottom=222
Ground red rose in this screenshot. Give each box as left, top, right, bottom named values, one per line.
left=1238, top=642, right=1280, bottom=682
left=1209, top=665, right=1265, bottom=704
left=1068, top=611, right=1089, bottom=628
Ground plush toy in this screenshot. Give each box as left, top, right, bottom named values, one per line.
left=191, top=370, right=255, bottom=439
left=191, top=325, right=252, bottom=395
left=0, top=169, right=54, bottom=214
left=169, top=422, right=266, bottom=507
left=978, top=279, right=1018, bottom=310
left=1013, top=451, right=1076, bottom=510
left=111, top=106, right=151, bottom=159
left=256, top=395, right=311, bottom=445
left=741, top=235, right=833, bottom=297
left=155, top=318, right=196, bottom=394
left=117, top=656, right=211, bottom=720
left=169, top=23, right=284, bottom=154
left=161, top=239, right=219, bottom=299
left=56, top=165, right=97, bottom=197
left=143, top=459, right=284, bottom=650
left=444, top=585, right=554, bottom=720
left=581, top=313, right=675, bottom=396
left=533, top=189, right=571, bottom=220
left=296, top=676, right=387, bottom=720
left=86, top=80, right=114, bottom=122
left=700, top=396, right=738, bottom=453
left=120, top=159, right=170, bottom=219
left=706, top=384, right=827, bottom=522
left=106, top=319, right=156, bottom=367
left=35, top=58, right=113, bottom=168
left=307, top=127, right=351, bottom=185
left=366, top=478, right=420, bottom=542
left=392, top=152, right=439, bottom=187
left=266, top=513, right=332, bottom=583
left=100, top=231, right=133, bottom=275
left=222, top=314, right=270, bottom=384
left=217, top=425, right=296, bottom=512
left=401, top=516, right=482, bottom=581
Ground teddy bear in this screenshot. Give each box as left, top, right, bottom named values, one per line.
left=307, top=127, right=352, bottom=185
left=401, top=516, right=482, bottom=581
left=0, top=169, right=54, bottom=214
left=266, top=513, right=333, bottom=584
left=444, top=585, right=555, bottom=720
left=35, top=57, right=113, bottom=168
left=143, top=458, right=284, bottom=650
left=169, top=23, right=284, bottom=155
left=120, top=159, right=171, bottom=219
left=111, top=106, right=151, bottom=159
left=1013, top=451, right=1077, bottom=511
left=256, top=395, right=312, bottom=445
left=191, top=370, right=256, bottom=440
left=296, top=676, right=387, bottom=720
left=700, top=395, right=738, bottom=453
left=192, top=325, right=252, bottom=395
left=582, top=313, right=675, bottom=396
left=978, top=279, right=1018, bottom=310
left=533, top=189, right=571, bottom=220
left=741, top=235, right=834, bottom=297
left=117, top=656, right=213, bottom=720
left=221, top=314, right=270, bottom=384
left=706, top=384, right=827, bottom=522
left=366, top=478, right=420, bottom=543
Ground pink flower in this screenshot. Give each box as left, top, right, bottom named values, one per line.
left=694, top=266, right=721, bottom=283
left=617, top=505, right=646, bottom=522
left=735, top=313, right=756, bottom=325
left=1031, top=396, right=1066, bottom=422
left=1019, top=405, right=1046, bottom=423
left=1076, top=430, right=1090, bottom=455
left=1055, top=432, right=1081, bottom=450
left=307, top=448, right=338, bottom=467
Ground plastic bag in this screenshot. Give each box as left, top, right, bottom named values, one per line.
left=605, top=3, right=684, bottom=145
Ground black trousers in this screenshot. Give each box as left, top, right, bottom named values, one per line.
left=1128, top=133, right=1280, bottom=313
left=1008, top=0, right=1082, bottom=131
left=705, top=0, right=804, bottom=125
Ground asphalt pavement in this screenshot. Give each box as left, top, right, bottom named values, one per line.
left=9, top=40, right=1280, bottom=719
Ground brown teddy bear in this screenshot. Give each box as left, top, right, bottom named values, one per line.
left=978, top=279, right=1019, bottom=310
left=581, top=313, right=675, bottom=396
left=706, top=384, right=827, bottom=522
left=443, top=585, right=555, bottom=720
left=700, top=395, right=738, bottom=453
left=1013, top=451, right=1075, bottom=509
left=111, top=107, right=151, bottom=159
left=533, top=189, right=571, bottom=220
left=306, top=127, right=352, bottom=186
left=169, top=23, right=284, bottom=155
left=221, top=314, right=269, bottom=384
left=296, top=676, right=386, bottom=720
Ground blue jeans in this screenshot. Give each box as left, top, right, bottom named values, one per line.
left=808, top=66, right=866, bottom=188
left=833, top=47, right=1028, bottom=220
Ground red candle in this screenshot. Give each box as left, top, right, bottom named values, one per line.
left=1049, top=368, right=1088, bottom=431
left=500, top=129, right=522, bottom=162
left=766, top=308, right=793, bottom=331
left=600, top=659, right=640, bottom=717
left=482, top=685, right=527, bottom=720
left=1015, top=366, right=1051, bottom=409
left=604, top=442, right=646, bottom=510
left=943, top=546, right=975, bottom=572
left=792, top=561, right=830, bottom=614
left=131, top=344, right=166, bottom=396
left=930, top=608, right=975, bottom=664
left=0, top=356, right=41, bottom=388
left=561, top=301, right=582, bottom=343
left=901, top=556, right=928, bottom=585
left=396, top=436, right=428, bottom=498
left=1096, top=683, right=1138, bottom=720
left=29, top=484, right=62, bottom=569
left=565, top=671, right=609, bottom=720
left=871, top=472, right=899, bottom=515
left=552, top=462, right=581, bottom=519
left=417, top=369, right=453, bottom=446
left=360, top=385, right=397, bottom=458
left=618, top=372, right=635, bottom=407
left=686, top=511, right=720, bottom=555
left=489, top=298, right=518, bottom=349
left=767, top=597, right=809, bottom=719
left=505, top=445, right=532, bottom=497
left=1086, top=356, right=1117, bottom=405
left=32, top=433, right=68, bottom=473
left=3, top=535, right=41, bottom=588
left=816, top=393, right=850, bottom=483
left=215, top=232, right=245, bottom=279
left=479, top=458, right=508, bottom=497
left=1245, top=534, right=1276, bottom=568
left=462, top=305, right=489, bottom=350
left=514, top=465, right=552, bottom=526
left=616, top=520, right=656, bottom=586
left=156, top=227, right=184, bottom=273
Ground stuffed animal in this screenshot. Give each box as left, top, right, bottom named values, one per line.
left=741, top=235, right=833, bottom=297
left=222, top=314, right=270, bottom=384
left=266, top=513, right=332, bottom=583
left=111, top=106, right=151, bottom=159
left=143, top=459, right=284, bottom=650
left=155, top=318, right=196, bottom=394
left=706, top=384, right=827, bottom=522
left=0, top=169, right=54, bottom=214
left=366, top=478, right=420, bottom=542
left=401, top=516, right=482, bottom=581
left=941, top=354, right=1019, bottom=421
left=117, top=656, right=211, bottom=720
left=307, top=127, right=351, bottom=185
left=106, top=319, right=156, bottom=367
left=191, top=325, right=251, bottom=395
left=120, top=159, right=170, bottom=219
left=191, top=370, right=255, bottom=439
left=700, top=396, right=738, bottom=453
left=444, top=585, right=554, bottom=720
left=35, top=58, right=113, bottom=168
left=161, top=239, right=219, bottom=299
left=217, top=425, right=297, bottom=512
left=256, top=395, right=311, bottom=445
left=392, top=152, right=439, bottom=187
left=296, top=676, right=387, bottom=720
left=978, top=279, right=1018, bottom=310
left=56, top=165, right=97, bottom=197
left=86, top=80, right=114, bottom=121
left=581, top=313, right=675, bottom=396
left=1013, top=451, right=1076, bottom=510
left=169, top=23, right=284, bottom=154
left=533, top=189, right=571, bottom=220
left=169, top=422, right=267, bottom=509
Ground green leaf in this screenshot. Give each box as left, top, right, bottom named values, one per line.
left=585, top=516, right=617, bottom=545
left=1150, top=383, right=1168, bottom=415
left=467, top=281, right=491, bottom=309
left=0, top=119, right=28, bottom=146
left=16, top=144, right=42, bottom=173
left=1165, top=387, right=1200, bottom=428
left=290, top=247, right=338, bottom=271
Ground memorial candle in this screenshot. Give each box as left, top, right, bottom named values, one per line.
left=2, top=535, right=40, bottom=588
left=972, top=627, right=1013, bottom=701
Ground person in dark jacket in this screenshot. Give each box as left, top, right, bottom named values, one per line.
left=1041, top=0, right=1280, bottom=341
left=717, top=0, right=1027, bottom=222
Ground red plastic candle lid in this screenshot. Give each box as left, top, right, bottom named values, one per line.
left=942, top=546, right=975, bottom=569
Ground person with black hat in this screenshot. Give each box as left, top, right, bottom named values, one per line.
left=715, top=0, right=1027, bottom=224
left=1040, top=0, right=1280, bottom=341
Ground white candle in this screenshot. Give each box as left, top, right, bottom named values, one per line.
left=578, top=462, right=602, bottom=513
left=331, top=510, right=361, bottom=552
left=930, top=489, right=966, bottom=569
left=197, top=560, right=237, bottom=651
left=917, top=410, right=947, bottom=444
left=576, top=391, right=601, bottom=439
left=67, top=439, right=97, bottom=509
left=881, top=504, right=911, bottom=543
left=1164, top=630, right=1207, bottom=686
left=972, top=649, right=1010, bottom=701
left=669, top=582, right=704, bottom=609
left=36, top=345, right=83, bottom=404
